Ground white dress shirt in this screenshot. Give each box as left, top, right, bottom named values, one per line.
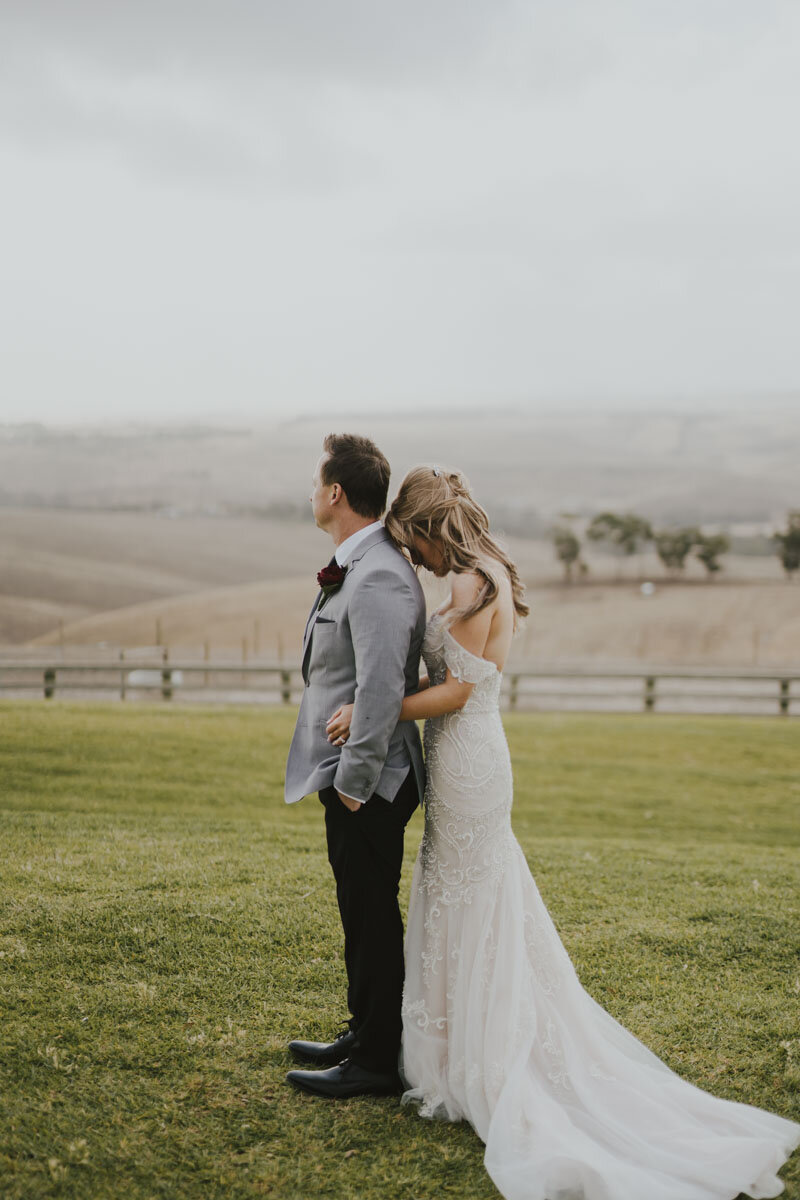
left=335, top=520, right=383, bottom=567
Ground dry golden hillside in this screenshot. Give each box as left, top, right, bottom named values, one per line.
left=3, top=496, right=797, bottom=668
left=28, top=572, right=799, bottom=669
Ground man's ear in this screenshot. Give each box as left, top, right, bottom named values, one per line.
left=330, top=484, right=343, bottom=506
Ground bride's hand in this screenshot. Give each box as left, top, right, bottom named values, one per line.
left=326, top=703, right=354, bottom=745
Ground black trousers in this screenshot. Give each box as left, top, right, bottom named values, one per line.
left=319, top=769, right=419, bottom=1074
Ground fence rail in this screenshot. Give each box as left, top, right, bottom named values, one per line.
left=1, top=658, right=798, bottom=716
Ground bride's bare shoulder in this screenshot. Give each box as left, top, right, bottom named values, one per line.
left=450, top=570, right=485, bottom=606
left=450, top=564, right=511, bottom=606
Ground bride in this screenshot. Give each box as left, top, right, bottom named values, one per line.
left=325, top=465, right=799, bottom=1200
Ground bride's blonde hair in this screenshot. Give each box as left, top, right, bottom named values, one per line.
left=385, top=465, right=529, bottom=625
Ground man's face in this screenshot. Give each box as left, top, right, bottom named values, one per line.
left=310, top=453, right=335, bottom=530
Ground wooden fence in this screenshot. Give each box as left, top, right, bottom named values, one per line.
left=1, top=656, right=797, bottom=716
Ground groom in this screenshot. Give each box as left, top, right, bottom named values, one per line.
left=284, top=433, right=426, bottom=1098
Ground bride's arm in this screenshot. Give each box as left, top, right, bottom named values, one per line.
left=326, top=579, right=492, bottom=741
left=327, top=672, right=432, bottom=742
left=398, top=674, right=470, bottom=720
left=399, top=574, right=492, bottom=721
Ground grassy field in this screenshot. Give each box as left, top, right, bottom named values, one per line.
left=1, top=703, right=798, bottom=1199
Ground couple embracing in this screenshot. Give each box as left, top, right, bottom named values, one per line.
left=283, top=434, right=798, bottom=1200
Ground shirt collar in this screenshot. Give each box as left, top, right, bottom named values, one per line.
left=335, top=521, right=383, bottom=566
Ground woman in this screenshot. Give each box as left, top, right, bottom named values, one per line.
left=325, top=465, right=799, bottom=1200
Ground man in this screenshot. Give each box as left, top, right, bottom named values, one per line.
left=284, top=433, right=426, bottom=1098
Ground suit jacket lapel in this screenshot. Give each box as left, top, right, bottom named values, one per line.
left=301, top=528, right=390, bottom=680
left=302, top=594, right=326, bottom=680
left=303, top=553, right=338, bottom=658
left=302, top=592, right=323, bottom=652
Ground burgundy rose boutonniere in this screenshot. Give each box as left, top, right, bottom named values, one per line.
left=317, top=562, right=347, bottom=596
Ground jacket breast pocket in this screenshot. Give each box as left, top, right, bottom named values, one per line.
left=309, top=617, right=336, bottom=666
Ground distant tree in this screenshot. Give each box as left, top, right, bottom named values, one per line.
left=654, top=527, right=699, bottom=576
left=551, top=525, right=586, bottom=583
left=773, top=511, right=800, bottom=579
left=694, top=532, right=730, bottom=578
left=586, top=512, right=653, bottom=557
left=586, top=511, right=653, bottom=580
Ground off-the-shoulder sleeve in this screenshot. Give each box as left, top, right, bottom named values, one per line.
left=443, top=629, right=499, bottom=685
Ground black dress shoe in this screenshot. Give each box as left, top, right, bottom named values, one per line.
left=288, top=1028, right=358, bottom=1066
left=286, top=1058, right=401, bottom=1098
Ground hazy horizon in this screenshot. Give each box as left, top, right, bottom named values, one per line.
left=2, top=390, right=800, bottom=432
left=1, top=407, right=797, bottom=532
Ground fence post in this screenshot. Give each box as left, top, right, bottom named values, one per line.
left=779, top=679, right=790, bottom=717
left=44, top=667, right=56, bottom=700
left=120, top=650, right=126, bottom=701
left=161, top=648, right=172, bottom=701
left=280, top=670, right=291, bottom=704
left=509, top=674, right=519, bottom=712
left=644, top=675, right=656, bottom=712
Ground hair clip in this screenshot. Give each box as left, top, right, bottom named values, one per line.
left=432, top=466, right=441, bottom=477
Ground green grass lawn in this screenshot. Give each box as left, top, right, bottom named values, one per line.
left=1, top=702, right=798, bottom=1200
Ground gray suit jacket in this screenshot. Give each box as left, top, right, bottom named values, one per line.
left=284, top=527, right=426, bottom=806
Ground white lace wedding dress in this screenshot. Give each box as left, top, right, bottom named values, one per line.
left=400, top=614, right=799, bottom=1200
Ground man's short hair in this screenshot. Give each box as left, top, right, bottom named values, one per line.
left=321, top=433, right=391, bottom=519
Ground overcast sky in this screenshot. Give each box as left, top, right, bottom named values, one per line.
left=1, top=1, right=799, bottom=425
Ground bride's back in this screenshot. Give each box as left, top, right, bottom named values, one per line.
left=445, top=559, right=516, bottom=675
left=479, top=561, right=516, bottom=673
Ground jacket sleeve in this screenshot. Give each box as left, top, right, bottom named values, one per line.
left=333, top=566, right=418, bottom=803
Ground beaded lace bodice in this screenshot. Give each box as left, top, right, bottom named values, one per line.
left=415, top=613, right=516, bottom=916
left=422, top=612, right=503, bottom=713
